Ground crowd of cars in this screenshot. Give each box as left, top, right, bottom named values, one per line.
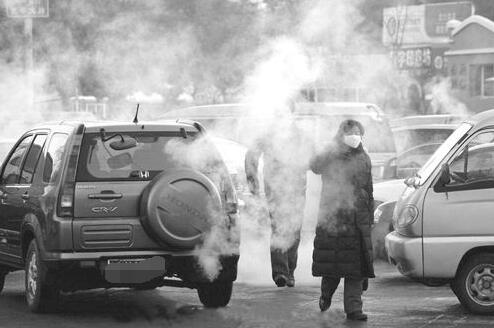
left=2, top=102, right=494, bottom=314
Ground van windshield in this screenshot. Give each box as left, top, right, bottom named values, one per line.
left=417, top=123, right=472, bottom=184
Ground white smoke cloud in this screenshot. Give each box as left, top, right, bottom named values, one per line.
left=0, top=0, right=474, bottom=287
left=426, top=77, right=470, bottom=117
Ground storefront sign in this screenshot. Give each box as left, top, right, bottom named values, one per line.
left=383, top=2, right=473, bottom=46
left=6, top=0, right=49, bottom=18
left=391, top=47, right=447, bottom=71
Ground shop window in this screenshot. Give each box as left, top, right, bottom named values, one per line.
left=469, top=64, right=494, bottom=97
left=484, top=64, right=494, bottom=97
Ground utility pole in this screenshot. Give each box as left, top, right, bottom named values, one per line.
left=24, top=17, right=34, bottom=111
left=6, top=0, right=49, bottom=112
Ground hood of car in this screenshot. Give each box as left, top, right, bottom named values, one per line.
left=374, top=178, right=407, bottom=203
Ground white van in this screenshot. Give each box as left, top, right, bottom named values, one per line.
left=386, top=109, right=494, bottom=314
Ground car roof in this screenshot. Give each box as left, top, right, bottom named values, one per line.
left=160, top=102, right=384, bottom=119
left=27, top=120, right=200, bottom=134
left=389, top=115, right=466, bottom=129
left=392, top=124, right=459, bottom=132
left=469, top=109, right=494, bottom=130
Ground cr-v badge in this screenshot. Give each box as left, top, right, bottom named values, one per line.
left=91, top=206, right=118, bottom=214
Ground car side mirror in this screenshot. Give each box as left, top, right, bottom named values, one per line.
left=435, top=163, right=451, bottom=190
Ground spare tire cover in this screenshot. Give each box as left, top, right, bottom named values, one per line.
left=140, top=168, right=222, bottom=249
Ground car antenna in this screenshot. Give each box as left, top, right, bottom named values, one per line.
left=133, top=103, right=139, bottom=124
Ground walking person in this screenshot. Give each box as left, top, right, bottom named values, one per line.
left=309, top=119, right=375, bottom=321
left=245, top=115, right=310, bottom=288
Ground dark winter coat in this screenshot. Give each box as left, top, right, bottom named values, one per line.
left=310, top=140, right=375, bottom=279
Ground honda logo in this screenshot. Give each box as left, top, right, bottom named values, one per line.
left=139, top=171, right=150, bottom=179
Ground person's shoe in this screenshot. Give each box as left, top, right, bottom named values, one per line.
left=346, top=312, right=368, bottom=321
left=286, top=277, right=295, bottom=287
left=319, top=297, right=331, bottom=312
left=274, top=274, right=287, bottom=287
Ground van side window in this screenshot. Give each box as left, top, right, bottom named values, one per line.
left=20, top=134, right=47, bottom=184
left=449, top=131, right=494, bottom=186
left=43, top=133, right=69, bottom=184
left=1, top=135, right=34, bottom=185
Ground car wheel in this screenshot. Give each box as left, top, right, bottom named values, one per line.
left=0, top=271, right=6, bottom=294
left=197, top=281, right=233, bottom=308
left=25, top=240, right=59, bottom=313
left=453, top=253, right=494, bottom=314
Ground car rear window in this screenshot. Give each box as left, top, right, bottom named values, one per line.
left=76, top=131, right=224, bottom=182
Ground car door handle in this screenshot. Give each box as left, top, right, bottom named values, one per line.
left=88, top=192, right=123, bottom=200
left=21, top=192, right=30, bottom=200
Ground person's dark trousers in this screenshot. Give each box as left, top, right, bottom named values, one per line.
left=270, top=230, right=301, bottom=281
left=269, top=205, right=302, bottom=282
left=321, top=276, right=363, bottom=314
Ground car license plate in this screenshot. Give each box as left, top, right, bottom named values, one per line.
left=104, top=256, right=166, bottom=284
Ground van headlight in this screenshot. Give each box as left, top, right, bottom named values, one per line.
left=373, top=207, right=382, bottom=224
left=396, top=204, right=419, bottom=228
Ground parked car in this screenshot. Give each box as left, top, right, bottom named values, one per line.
left=0, top=120, right=240, bottom=312
left=390, top=114, right=465, bottom=153
left=161, top=102, right=397, bottom=181
left=372, top=115, right=465, bottom=259
left=386, top=109, right=494, bottom=313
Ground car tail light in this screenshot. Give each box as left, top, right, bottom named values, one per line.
left=220, top=172, right=238, bottom=215
left=57, top=128, right=83, bottom=217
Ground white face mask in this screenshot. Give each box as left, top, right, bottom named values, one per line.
left=343, top=135, right=361, bottom=148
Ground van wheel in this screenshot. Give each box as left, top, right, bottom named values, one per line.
left=197, top=281, right=233, bottom=308
left=453, top=253, right=494, bottom=314
left=0, top=271, right=6, bottom=294
left=25, top=240, right=59, bottom=313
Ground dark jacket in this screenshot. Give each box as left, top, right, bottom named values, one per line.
left=310, top=140, right=375, bottom=278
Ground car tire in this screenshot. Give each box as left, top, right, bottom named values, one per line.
left=0, top=271, right=6, bottom=294
left=197, top=281, right=233, bottom=308
left=453, top=253, right=494, bottom=314
left=140, top=169, right=222, bottom=249
left=25, top=240, right=59, bottom=313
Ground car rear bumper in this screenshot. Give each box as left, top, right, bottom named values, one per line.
left=43, top=249, right=197, bottom=261
left=385, top=231, right=423, bottom=278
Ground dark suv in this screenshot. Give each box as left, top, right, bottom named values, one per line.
left=0, top=120, right=240, bottom=312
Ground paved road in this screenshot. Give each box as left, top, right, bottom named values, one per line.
left=1, top=260, right=493, bottom=328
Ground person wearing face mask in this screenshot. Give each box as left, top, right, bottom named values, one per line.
left=309, top=119, right=375, bottom=321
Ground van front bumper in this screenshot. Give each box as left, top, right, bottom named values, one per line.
left=385, top=231, right=423, bottom=278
